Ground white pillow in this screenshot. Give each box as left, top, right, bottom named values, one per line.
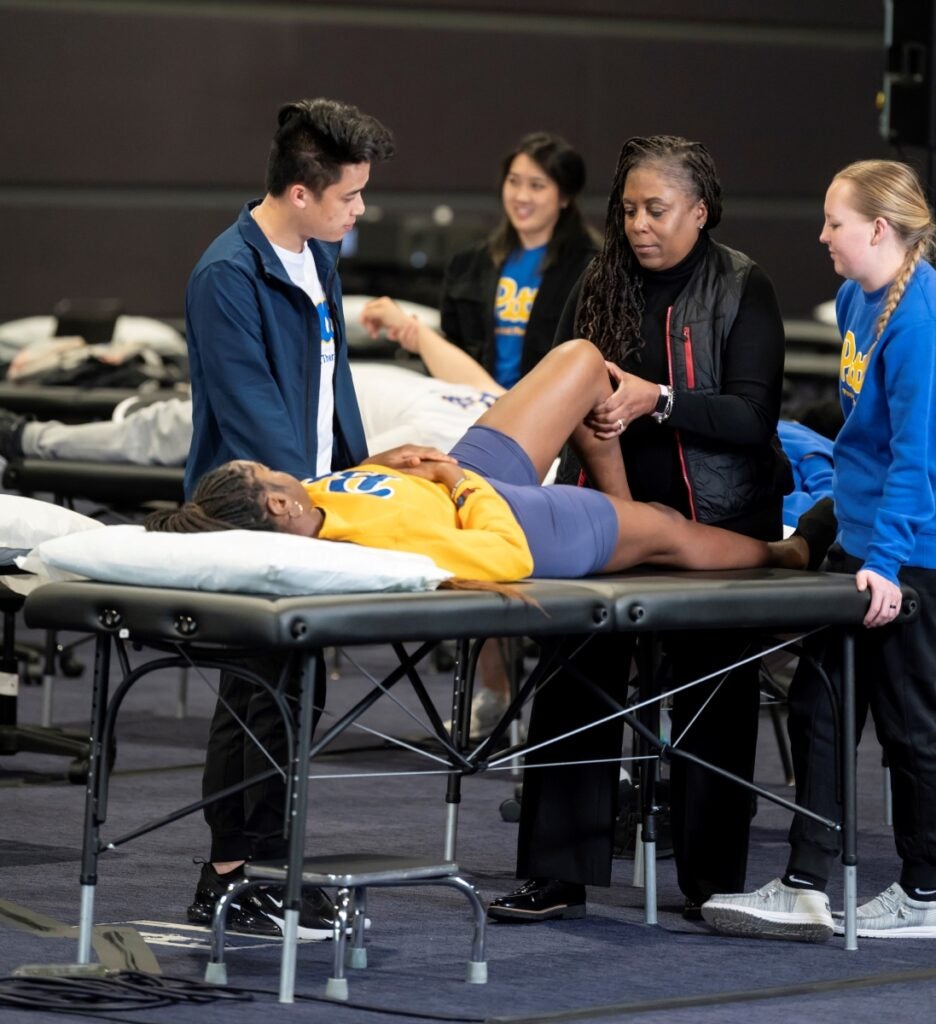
left=0, top=494, right=104, bottom=563
left=31, top=524, right=452, bottom=595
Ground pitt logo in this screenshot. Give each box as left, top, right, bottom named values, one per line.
left=325, top=471, right=395, bottom=498
left=840, top=329, right=875, bottom=399
left=496, top=277, right=538, bottom=323
left=442, top=391, right=499, bottom=411
left=316, top=300, right=335, bottom=345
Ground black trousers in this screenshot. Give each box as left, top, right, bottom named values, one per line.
left=516, top=495, right=781, bottom=899
left=786, top=547, right=936, bottom=890
left=201, top=651, right=326, bottom=863
left=517, top=629, right=761, bottom=902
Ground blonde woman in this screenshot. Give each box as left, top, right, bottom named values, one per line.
left=703, top=160, right=936, bottom=941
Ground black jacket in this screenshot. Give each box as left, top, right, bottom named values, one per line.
left=439, top=234, right=598, bottom=381
left=665, top=242, right=791, bottom=523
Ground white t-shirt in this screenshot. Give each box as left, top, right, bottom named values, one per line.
left=351, top=362, right=498, bottom=454
left=351, top=363, right=557, bottom=483
left=270, top=242, right=336, bottom=476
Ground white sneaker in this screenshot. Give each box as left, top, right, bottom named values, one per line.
left=701, top=878, right=833, bottom=942
left=443, top=688, right=516, bottom=742
left=832, top=883, right=936, bottom=938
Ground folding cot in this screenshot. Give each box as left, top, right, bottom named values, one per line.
left=21, top=568, right=916, bottom=1001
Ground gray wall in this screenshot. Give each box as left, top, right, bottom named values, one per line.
left=0, top=0, right=899, bottom=322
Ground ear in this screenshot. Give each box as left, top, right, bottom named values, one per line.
left=286, top=183, right=308, bottom=210
left=265, top=489, right=290, bottom=518
left=696, top=198, right=708, bottom=230
left=870, top=216, right=889, bottom=246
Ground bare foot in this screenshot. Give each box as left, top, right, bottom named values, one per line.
left=767, top=536, right=809, bottom=571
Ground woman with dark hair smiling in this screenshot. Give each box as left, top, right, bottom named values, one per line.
left=361, top=130, right=598, bottom=388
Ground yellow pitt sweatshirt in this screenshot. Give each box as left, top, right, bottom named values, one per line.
left=304, top=465, right=533, bottom=581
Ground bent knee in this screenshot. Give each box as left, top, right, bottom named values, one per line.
left=551, top=337, right=604, bottom=370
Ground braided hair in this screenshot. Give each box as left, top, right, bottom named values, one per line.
left=832, top=160, right=936, bottom=340
left=577, top=135, right=723, bottom=365
left=145, top=462, right=275, bottom=534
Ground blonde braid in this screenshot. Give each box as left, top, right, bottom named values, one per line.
left=875, top=232, right=932, bottom=340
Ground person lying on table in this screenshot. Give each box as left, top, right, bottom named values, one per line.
left=146, top=338, right=809, bottom=580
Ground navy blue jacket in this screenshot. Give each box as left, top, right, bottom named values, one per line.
left=184, top=201, right=368, bottom=497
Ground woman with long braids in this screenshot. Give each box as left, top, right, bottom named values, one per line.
left=489, top=135, right=791, bottom=924
left=703, top=160, right=936, bottom=941
left=146, top=338, right=806, bottom=581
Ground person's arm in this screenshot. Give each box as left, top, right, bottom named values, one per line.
left=854, top=320, right=936, bottom=623
left=187, top=261, right=308, bottom=471
left=367, top=442, right=456, bottom=470
left=447, top=481, right=534, bottom=581
left=399, top=461, right=533, bottom=580
left=587, top=268, right=786, bottom=443
left=360, top=297, right=502, bottom=393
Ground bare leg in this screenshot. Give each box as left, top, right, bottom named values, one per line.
left=213, top=860, right=245, bottom=873
left=599, top=499, right=807, bottom=573
left=474, top=339, right=629, bottom=497
left=477, top=638, right=510, bottom=700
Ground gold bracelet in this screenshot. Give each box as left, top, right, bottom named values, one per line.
left=449, top=476, right=468, bottom=501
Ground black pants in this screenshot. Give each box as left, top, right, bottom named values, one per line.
left=786, top=547, right=936, bottom=890
left=517, top=629, right=761, bottom=902
left=201, top=651, right=326, bottom=863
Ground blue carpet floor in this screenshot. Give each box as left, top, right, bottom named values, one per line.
left=1, top=632, right=934, bottom=1024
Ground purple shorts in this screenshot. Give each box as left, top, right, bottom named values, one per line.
left=448, top=425, right=618, bottom=578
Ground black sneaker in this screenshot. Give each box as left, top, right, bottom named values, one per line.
left=186, top=862, right=337, bottom=940
left=0, top=408, right=27, bottom=461
left=245, top=883, right=337, bottom=940
left=187, top=862, right=280, bottom=937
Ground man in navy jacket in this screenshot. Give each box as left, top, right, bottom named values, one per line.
left=183, top=98, right=448, bottom=940
left=185, top=99, right=391, bottom=497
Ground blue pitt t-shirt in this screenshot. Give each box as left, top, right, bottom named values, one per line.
left=493, top=244, right=546, bottom=387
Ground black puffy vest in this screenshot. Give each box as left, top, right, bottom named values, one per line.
left=668, top=242, right=791, bottom=523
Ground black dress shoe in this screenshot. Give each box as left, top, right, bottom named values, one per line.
left=488, top=878, right=586, bottom=922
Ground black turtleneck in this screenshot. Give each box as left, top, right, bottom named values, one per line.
left=556, top=232, right=786, bottom=529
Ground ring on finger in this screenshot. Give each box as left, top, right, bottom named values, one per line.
left=617, top=418, right=625, bottom=433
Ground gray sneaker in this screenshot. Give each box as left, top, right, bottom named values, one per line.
left=832, top=883, right=936, bottom=938
left=701, top=878, right=833, bottom=942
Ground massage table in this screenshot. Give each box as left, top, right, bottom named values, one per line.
left=2, top=460, right=185, bottom=508
left=0, top=385, right=153, bottom=424
left=22, top=568, right=917, bottom=1000
left=0, top=580, right=91, bottom=774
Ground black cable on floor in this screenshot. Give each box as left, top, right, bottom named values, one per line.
left=0, top=972, right=486, bottom=1023
left=0, top=971, right=253, bottom=1013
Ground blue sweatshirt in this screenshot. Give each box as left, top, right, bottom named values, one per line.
left=832, top=260, right=936, bottom=583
